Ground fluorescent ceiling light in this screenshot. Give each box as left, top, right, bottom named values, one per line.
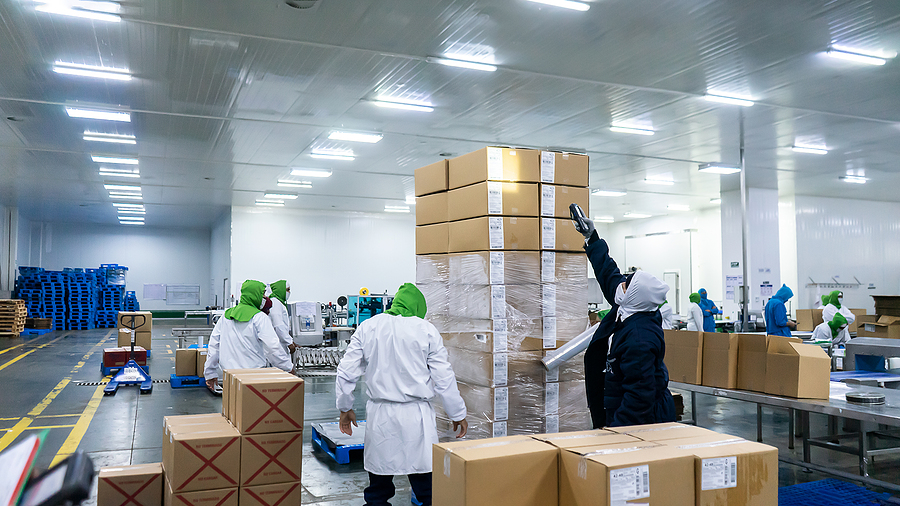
left=525, top=0, right=590, bottom=11
left=623, top=212, right=652, bottom=219
left=291, top=168, right=332, bottom=178
left=840, top=175, right=868, bottom=184
left=92, top=155, right=138, bottom=165
left=84, top=131, right=136, bottom=144
left=372, top=100, right=434, bottom=113
left=667, top=204, right=691, bottom=211
left=276, top=180, right=312, bottom=188
left=53, top=62, right=131, bottom=81
left=65, top=107, right=130, bottom=122
left=644, top=178, right=675, bottom=186
left=384, top=205, right=410, bottom=213
left=592, top=189, right=627, bottom=197
left=100, top=171, right=139, bottom=178
left=405, top=196, right=416, bottom=205
left=826, top=46, right=887, bottom=66
left=310, top=149, right=355, bottom=161
left=264, top=192, right=298, bottom=200
left=704, top=93, right=754, bottom=107
left=710, top=198, right=722, bottom=204
left=609, top=125, right=655, bottom=136
left=119, top=221, right=144, bottom=225
left=117, top=210, right=145, bottom=215
left=118, top=215, right=144, bottom=221
left=426, top=56, right=497, bottom=72
left=699, top=163, right=741, bottom=175
left=594, top=216, right=615, bottom=223
left=792, top=145, right=828, bottom=155
left=108, top=191, right=141, bottom=197
left=112, top=202, right=143, bottom=208
left=328, top=131, right=383, bottom=143
left=110, top=194, right=142, bottom=200
left=256, top=201, right=285, bottom=207
left=35, top=3, right=121, bottom=22
left=104, top=184, right=140, bottom=191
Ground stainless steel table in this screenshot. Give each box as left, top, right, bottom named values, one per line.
left=173, top=327, right=213, bottom=348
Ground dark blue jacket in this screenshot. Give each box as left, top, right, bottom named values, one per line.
left=764, top=284, right=794, bottom=337
left=698, top=288, right=719, bottom=332
left=584, top=233, right=676, bottom=428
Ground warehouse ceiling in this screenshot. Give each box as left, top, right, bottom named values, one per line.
left=0, top=0, right=899, bottom=227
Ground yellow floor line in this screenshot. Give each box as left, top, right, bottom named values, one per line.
left=37, top=413, right=82, bottom=418
left=0, top=417, right=20, bottom=421
left=0, top=335, right=67, bottom=372
left=50, top=384, right=105, bottom=467
left=27, top=424, right=76, bottom=430
left=0, top=343, right=26, bottom=356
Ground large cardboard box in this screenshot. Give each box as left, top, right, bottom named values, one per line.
left=701, top=333, right=739, bottom=389
left=433, top=435, right=558, bottom=506
left=416, top=223, right=450, bottom=255
left=175, top=349, right=197, bottom=377
left=540, top=252, right=587, bottom=284
left=415, top=159, right=449, bottom=196
left=848, top=308, right=866, bottom=333
left=607, top=422, right=718, bottom=442
left=873, top=295, right=900, bottom=317
left=448, top=251, right=541, bottom=285
left=448, top=182, right=539, bottom=221
left=540, top=218, right=585, bottom=252
left=234, top=374, right=305, bottom=434
left=448, top=217, right=540, bottom=252
left=117, top=311, right=153, bottom=332
left=855, top=314, right=879, bottom=336
left=859, top=315, right=900, bottom=339
left=416, top=192, right=449, bottom=226
left=795, top=309, right=823, bottom=331
left=223, top=369, right=286, bottom=423
left=538, top=151, right=590, bottom=187
left=663, top=330, right=703, bottom=385
left=531, top=430, right=639, bottom=450
left=540, top=184, right=590, bottom=219
left=445, top=348, right=544, bottom=388
left=416, top=254, right=450, bottom=284
left=737, top=334, right=768, bottom=393
left=163, top=480, right=237, bottom=506
left=764, top=337, right=831, bottom=399
left=241, top=431, right=303, bottom=486
left=98, top=463, right=163, bottom=506
left=443, top=331, right=545, bottom=353
left=559, top=442, right=695, bottom=506
left=102, top=347, right=147, bottom=368
left=448, top=147, right=541, bottom=190
left=162, top=423, right=241, bottom=492
left=196, top=348, right=209, bottom=377
left=239, top=482, right=302, bottom=506
left=118, top=329, right=152, bottom=350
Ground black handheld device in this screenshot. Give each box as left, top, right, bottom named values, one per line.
left=569, top=203, right=590, bottom=234
left=18, top=452, right=94, bottom=506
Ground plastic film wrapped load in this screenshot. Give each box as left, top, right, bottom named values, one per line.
left=541, top=252, right=588, bottom=284
left=543, top=351, right=586, bottom=383
left=441, top=316, right=587, bottom=352
left=448, top=251, right=541, bottom=285
left=419, top=282, right=449, bottom=318
left=446, top=283, right=588, bottom=322
left=444, top=349, right=544, bottom=388
left=416, top=254, right=450, bottom=284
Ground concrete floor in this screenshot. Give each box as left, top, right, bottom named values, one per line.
left=1, top=321, right=898, bottom=505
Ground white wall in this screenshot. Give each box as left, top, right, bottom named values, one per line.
left=230, top=206, right=416, bottom=304
left=0, top=205, right=13, bottom=292
left=16, top=221, right=211, bottom=310
left=210, top=210, right=232, bottom=308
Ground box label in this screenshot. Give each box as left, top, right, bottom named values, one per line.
left=541, top=185, right=555, bottom=217
left=493, top=331, right=508, bottom=353
left=492, top=421, right=507, bottom=438
left=541, top=151, right=555, bottom=183
left=542, top=218, right=556, bottom=250
left=491, top=285, right=506, bottom=319
left=542, top=284, right=557, bottom=317
left=541, top=251, right=555, bottom=283
left=544, top=381, right=559, bottom=415
left=701, top=457, right=738, bottom=491
left=489, top=217, right=504, bottom=249
left=489, top=252, right=505, bottom=284
left=487, top=181, right=503, bottom=214
left=546, top=414, right=559, bottom=434
left=543, top=317, right=557, bottom=349
left=493, top=353, right=508, bottom=386
left=492, top=319, right=508, bottom=334
left=609, top=465, right=650, bottom=502
left=494, top=387, right=509, bottom=420
left=487, top=147, right=504, bottom=180
left=545, top=365, right=559, bottom=382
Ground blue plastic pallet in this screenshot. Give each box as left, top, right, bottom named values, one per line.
left=170, top=374, right=205, bottom=388
left=778, top=479, right=892, bottom=506
left=101, top=362, right=150, bottom=376
left=20, top=328, right=51, bottom=335
left=311, top=423, right=365, bottom=465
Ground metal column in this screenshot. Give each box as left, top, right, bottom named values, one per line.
left=738, top=109, right=750, bottom=330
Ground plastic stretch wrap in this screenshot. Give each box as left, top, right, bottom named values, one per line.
left=445, top=349, right=545, bottom=388
left=437, top=380, right=587, bottom=426
left=543, top=351, right=586, bottom=383
left=416, top=254, right=449, bottom=284
left=448, top=251, right=541, bottom=285
left=541, top=252, right=588, bottom=284
left=436, top=415, right=506, bottom=441
left=440, top=317, right=588, bottom=351
left=419, top=282, right=449, bottom=317
left=447, top=283, right=587, bottom=321
left=542, top=323, right=597, bottom=371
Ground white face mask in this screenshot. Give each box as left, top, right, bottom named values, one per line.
left=838, top=297, right=843, bottom=305
left=614, top=283, right=626, bottom=306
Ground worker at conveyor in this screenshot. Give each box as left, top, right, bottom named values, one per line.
left=812, top=313, right=849, bottom=346
left=659, top=300, right=675, bottom=330
left=764, top=284, right=798, bottom=337
left=697, top=288, right=719, bottom=332
left=335, top=282, right=467, bottom=506
left=267, top=280, right=297, bottom=355
left=686, top=292, right=704, bottom=331
left=204, top=280, right=293, bottom=391
left=822, top=290, right=855, bottom=345
left=574, top=217, right=676, bottom=428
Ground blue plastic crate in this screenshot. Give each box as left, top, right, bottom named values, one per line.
left=170, top=374, right=205, bottom=388
left=778, top=479, right=893, bottom=506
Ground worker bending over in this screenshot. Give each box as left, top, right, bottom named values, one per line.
left=822, top=290, right=855, bottom=345
left=335, top=283, right=467, bottom=506
left=686, top=293, right=704, bottom=331
left=812, top=313, right=849, bottom=346
left=204, top=280, right=293, bottom=390
left=764, top=284, right=797, bottom=337
left=698, top=288, right=719, bottom=332
left=267, top=280, right=297, bottom=355
left=576, top=217, right=676, bottom=428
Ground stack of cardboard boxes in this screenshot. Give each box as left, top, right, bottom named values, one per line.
left=796, top=307, right=867, bottom=333
left=175, top=348, right=209, bottom=378
left=415, top=147, right=592, bottom=438
left=117, top=311, right=153, bottom=351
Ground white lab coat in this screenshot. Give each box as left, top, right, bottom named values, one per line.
left=203, top=312, right=292, bottom=380
left=823, top=304, right=855, bottom=345
left=335, top=313, right=466, bottom=475
left=811, top=321, right=850, bottom=346
left=686, top=302, right=704, bottom=331
left=660, top=303, right=675, bottom=330
left=268, top=298, right=293, bottom=349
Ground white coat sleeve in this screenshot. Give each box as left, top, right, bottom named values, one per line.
left=204, top=318, right=224, bottom=380
left=427, top=328, right=467, bottom=422
left=335, top=329, right=366, bottom=412
left=270, top=306, right=293, bottom=348
left=254, top=314, right=293, bottom=372
left=811, top=323, right=829, bottom=342
left=840, top=306, right=856, bottom=325
left=690, top=304, right=704, bottom=331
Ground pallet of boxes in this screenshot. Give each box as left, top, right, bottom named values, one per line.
left=415, top=147, right=593, bottom=438
left=0, top=299, right=28, bottom=337
left=95, top=368, right=304, bottom=506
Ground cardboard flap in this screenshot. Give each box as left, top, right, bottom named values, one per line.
left=737, top=334, right=768, bottom=353
left=878, top=315, right=900, bottom=325
left=703, top=332, right=736, bottom=350
left=767, top=336, right=801, bottom=354
left=664, top=330, right=703, bottom=348
left=788, top=342, right=830, bottom=359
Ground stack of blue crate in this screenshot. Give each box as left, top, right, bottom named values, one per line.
left=65, top=270, right=96, bottom=331
left=39, top=271, right=67, bottom=330
left=15, top=267, right=44, bottom=318
left=123, top=291, right=140, bottom=311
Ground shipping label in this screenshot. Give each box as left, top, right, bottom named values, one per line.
left=542, top=218, right=556, bottom=250
left=492, top=421, right=507, bottom=438
left=541, top=185, right=555, bottom=217
left=543, top=316, right=557, bottom=349
left=544, top=381, right=559, bottom=415
left=489, top=251, right=505, bottom=284
left=487, top=181, right=503, bottom=214
left=493, top=353, right=508, bottom=386
left=488, top=217, right=504, bottom=249
left=493, top=330, right=508, bottom=353
left=540, top=151, right=556, bottom=183
left=701, top=457, right=738, bottom=491
left=609, top=465, right=650, bottom=502
left=491, top=285, right=506, bottom=319
left=542, top=251, right=556, bottom=283
left=494, top=387, right=509, bottom=420
left=542, top=284, right=557, bottom=317
left=487, top=147, right=504, bottom=180
left=546, top=414, right=559, bottom=434
left=545, top=365, right=559, bottom=382
left=492, top=318, right=508, bottom=334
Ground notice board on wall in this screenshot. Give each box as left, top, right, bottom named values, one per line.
left=166, top=284, right=201, bottom=305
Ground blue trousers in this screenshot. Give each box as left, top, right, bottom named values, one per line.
left=364, top=472, right=431, bottom=506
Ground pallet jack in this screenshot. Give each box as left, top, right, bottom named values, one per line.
left=104, top=314, right=152, bottom=395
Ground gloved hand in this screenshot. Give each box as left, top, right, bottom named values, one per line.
left=576, top=216, right=595, bottom=239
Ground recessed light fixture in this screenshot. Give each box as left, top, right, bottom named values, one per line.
left=644, top=178, right=675, bottom=186
left=372, top=100, right=434, bottom=113
left=710, top=198, right=722, bottom=204
left=84, top=131, right=135, bottom=144
left=35, top=2, right=121, bottom=22
left=119, top=221, right=144, bottom=225
left=704, top=92, right=754, bottom=107
left=66, top=107, right=130, bottom=122
left=405, top=196, right=416, bottom=205
left=699, top=163, right=741, bottom=175
left=791, top=145, right=828, bottom=155
left=825, top=45, right=890, bottom=66
left=100, top=170, right=140, bottom=178
left=426, top=56, right=497, bottom=72
left=609, top=125, right=655, bottom=136
left=840, top=175, right=869, bottom=184
left=104, top=184, right=140, bottom=191
left=53, top=62, right=131, bottom=81
left=384, top=205, right=411, bottom=213
left=118, top=215, right=144, bottom=221
left=667, top=204, right=691, bottom=211
left=112, top=202, right=143, bottom=208
left=264, top=192, right=298, bottom=200
left=623, top=212, right=652, bottom=219
left=592, top=189, right=627, bottom=197
left=310, top=149, right=355, bottom=161
left=290, top=168, right=332, bottom=178
left=276, top=180, right=312, bottom=188
left=525, top=0, right=590, bottom=11
left=117, top=210, right=145, bottom=215
left=110, top=194, right=142, bottom=200
left=256, top=201, right=285, bottom=207
left=593, top=216, right=615, bottom=223
left=92, top=155, right=138, bottom=165
left=328, top=131, right=383, bottom=143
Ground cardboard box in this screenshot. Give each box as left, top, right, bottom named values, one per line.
left=433, top=435, right=558, bottom=506
left=795, top=309, right=823, bottom=331
left=701, top=332, right=738, bottom=389
left=538, top=151, right=590, bottom=187
left=873, top=295, right=900, bottom=317
left=540, top=218, right=585, bottom=252
left=448, top=251, right=541, bottom=285
left=175, top=349, right=197, bottom=377
left=117, top=328, right=152, bottom=350
left=764, top=337, right=831, bottom=399
left=540, top=184, right=590, bottom=219
left=448, top=182, right=539, bottom=221
left=416, top=223, right=450, bottom=255
left=663, top=330, right=703, bottom=385
left=848, top=308, right=866, bottom=333
left=164, top=414, right=230, bottom=440
left=223, top=369, right=286, bottom=423
left=239, top=482, right=302, bottom=506
left=559, top=442, right=695, bottom=506
left=540, top=252, right=587, bottom=284
left=98, top=463, right=163, bottom=506
left=196, top=349, right=209, bottom=377
left=607, top=422, right=718, bottom=442
left=443, top=331, right=545, bottom=353
left=415, top=159, right=449, bottom=196
left=859, top=315, right=900, bottom=339
left=241, top=431, right=303, bottom=486
left=855, top=314, right=879, bottom=336
left=164, top=480, right=237, bottom=506
left=117, top=311, right=153, bottom=332
left=102, top=347, right=147, bottom=368
left=416, top=192, right=449, bottom=226
left=162, top=423, right=241, bottom=492
left=448, top=217, right=540, bottom=252
left=737, top=334, right=768, bottom=393
left=234, top=374, right=305, bottom=434
left=531, top=430, right=638, bottom=450
left=445, top=348, right=544, bottom=388
left=449, top=147, right=541, bottom=190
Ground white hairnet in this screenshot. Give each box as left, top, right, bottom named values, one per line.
left=617, top=270, right=670, bottom=322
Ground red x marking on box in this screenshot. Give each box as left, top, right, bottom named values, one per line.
left=243, top=483, right=299, bottom=506
left=177, top=489, right=235, bottom=506
left=102, top=474, right=160, bottom=506
left=177, top=437, right=238, bottom=488
left=244, top=433, right=302, bottom=484
left=243, top=383, right=302, bottom=432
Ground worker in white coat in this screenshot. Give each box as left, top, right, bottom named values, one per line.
left=686, top=292, right=705, bottom=331
left=266, top=280, right=296, bottom=354
left=822, top=290, right=855, bottom=345
left=659, top=300, right=675, bottom=330
left=204, top=280, right=293, bottom=390
left=812, top=313, right=849, bottom=346
left=336, top=283, right=467, bottom=506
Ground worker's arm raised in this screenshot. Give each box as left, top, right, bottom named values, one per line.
left=584, top=234, right=627, bottom=305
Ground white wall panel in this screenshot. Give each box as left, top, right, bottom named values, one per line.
left=210, top=210, right=232, bottom=307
